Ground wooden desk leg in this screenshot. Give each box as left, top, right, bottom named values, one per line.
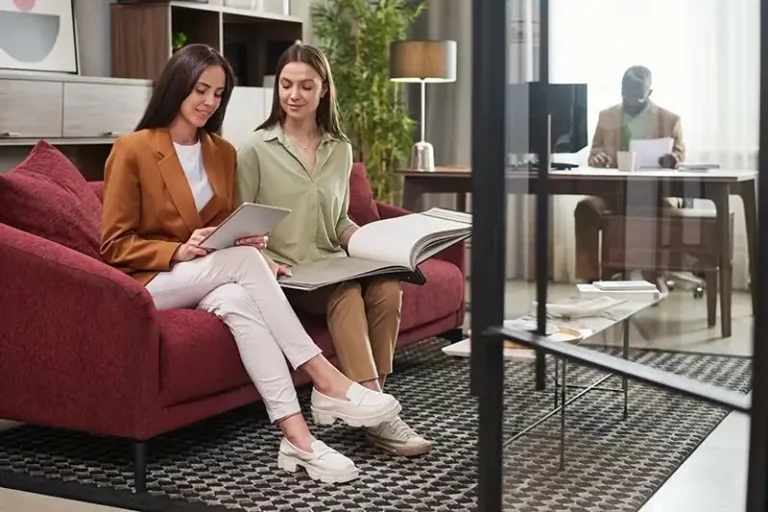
left=737, top=181, right=757, bottom=314
left=456, top=192, right=467, bottom=212
left=711, top=185, right=733, bottom=338
left=401, top=179, right=424, bottom=212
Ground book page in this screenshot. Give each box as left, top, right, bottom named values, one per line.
left=422, top=207, right=472, bottom=225
left=278, top=257, right=407, bottom=290
left=629, top=137, right=673, bottom=168
left=348, top=213, right=468, bottom=268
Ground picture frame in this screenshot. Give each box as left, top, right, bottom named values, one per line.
left=0, top=0, right=79, bottom=74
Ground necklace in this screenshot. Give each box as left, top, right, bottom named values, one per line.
left=291, top=132, right=317, bottom=152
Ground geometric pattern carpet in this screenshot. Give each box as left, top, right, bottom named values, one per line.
left=0, top=338, right=752, bottom=511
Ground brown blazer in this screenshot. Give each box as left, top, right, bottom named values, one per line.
left=100, top=128, right=238, bottom=285
left=589, top=103, right=685, bottom=165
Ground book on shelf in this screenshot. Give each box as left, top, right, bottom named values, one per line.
left=278, top=207, right=471, bottom=291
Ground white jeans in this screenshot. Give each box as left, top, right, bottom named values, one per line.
left=145, top=246, right=322, bottom=422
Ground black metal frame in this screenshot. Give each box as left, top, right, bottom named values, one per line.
left=471, top=0, right=768, bottom=510
left=0, top=456, right=225, bottom=512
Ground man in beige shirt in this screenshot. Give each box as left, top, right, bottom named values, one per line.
left=575, top=65, right=686, bottom=281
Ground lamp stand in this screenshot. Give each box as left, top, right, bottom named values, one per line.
left=410, top=79, right=435, bottom=171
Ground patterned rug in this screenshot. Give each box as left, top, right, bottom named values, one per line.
left=0, top=339, right=752, bottom=511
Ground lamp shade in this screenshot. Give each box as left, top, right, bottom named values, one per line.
left=389, top=40, right=457, bottom=83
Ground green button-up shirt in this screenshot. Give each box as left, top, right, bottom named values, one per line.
left=620, top=103, right=653, bottom=150
left=236, top=123, right=356, bottom=267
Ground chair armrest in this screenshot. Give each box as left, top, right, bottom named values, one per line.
left=0, top=223, right=161, bottom=438
left=375, top=201, right=466, bottom=277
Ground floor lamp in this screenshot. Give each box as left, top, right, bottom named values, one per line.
left=389, top=40, right=457, bottom=172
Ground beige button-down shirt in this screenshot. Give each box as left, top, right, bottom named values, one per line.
left=236, top=123, right=356, bottom=267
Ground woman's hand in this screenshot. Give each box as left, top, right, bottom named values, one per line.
left=272, top=263, right=292, bottom=278
left=262, top=253, right=292, bottom=278
left=236, top=234, right=268, bottom=250
left=172, top=227, right=216, bottom=262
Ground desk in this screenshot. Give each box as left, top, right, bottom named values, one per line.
left=398, top=166, right=757, bottom=335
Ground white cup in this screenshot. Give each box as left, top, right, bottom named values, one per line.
left=616, top=151, right=637, bottom=171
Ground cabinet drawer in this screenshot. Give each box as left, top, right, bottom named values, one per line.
left=0, top=79, right=63, bottom=139
left=62, top=82, right=150, bottom=138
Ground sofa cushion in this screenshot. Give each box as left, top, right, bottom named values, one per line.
left=347, top=163, right=380, bottom=226
left=400, top=258, right=465, bottom=332
left=0, top=141, right=102, bottom=260
left=158, top=308, right=336, bottom=407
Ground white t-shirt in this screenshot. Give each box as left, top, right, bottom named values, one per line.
left=174, top=141, right=214, bottom=212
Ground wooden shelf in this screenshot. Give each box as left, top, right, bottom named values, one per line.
left=111, top=1, right=302, bottom=87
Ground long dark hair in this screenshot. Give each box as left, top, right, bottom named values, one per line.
left=256, top=43, right=346, bottom=141
left=135, top=44, right=235, bottom=134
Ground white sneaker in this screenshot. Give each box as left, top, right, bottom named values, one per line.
left=366, top=416, right=431, bottom=456
left=277, top=437, right=359, bottom=484
left=311, top=383, right=401, bottom=428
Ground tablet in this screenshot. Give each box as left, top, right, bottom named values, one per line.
left=200, top=202, right=292, bottom=250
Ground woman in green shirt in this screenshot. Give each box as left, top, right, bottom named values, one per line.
left=237, top=43, right=430, bottom=457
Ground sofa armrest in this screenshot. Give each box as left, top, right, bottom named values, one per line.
left=0, top=223, right=161, bottom=438
left=375, top=201, right=466, bottom=277
left=376, top=201, right=410, bottom=220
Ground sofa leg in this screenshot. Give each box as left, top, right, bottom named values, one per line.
left=133, top=441, right=147, bottom=493
left=441, top=328, right=465, bottom=343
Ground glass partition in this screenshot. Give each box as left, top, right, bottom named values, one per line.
left=471, top=0, right=766, bottom=510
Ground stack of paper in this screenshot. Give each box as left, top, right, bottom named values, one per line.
left=578, top=280, right=660, bottom=300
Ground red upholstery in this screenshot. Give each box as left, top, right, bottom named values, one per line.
left=347, top=162, right=381, bottom=225
left=0, top=141, right=103, bottom=260
left=0, top=151, right=465, bottom=441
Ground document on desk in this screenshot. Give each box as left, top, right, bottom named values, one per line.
left=629, top=137, right=674, bottom=168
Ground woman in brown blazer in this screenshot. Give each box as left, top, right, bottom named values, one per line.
left=99, top=44, right=401, bottom=484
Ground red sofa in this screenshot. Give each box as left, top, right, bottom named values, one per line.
left=0, top=142, right=465, bottom=490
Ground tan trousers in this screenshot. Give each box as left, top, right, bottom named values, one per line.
left=287, top=278, right=403, bottom=383
left=574, top=196, right=680, bottom=281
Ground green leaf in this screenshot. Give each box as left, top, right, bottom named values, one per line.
left=311, top=0, right=425, bottom=202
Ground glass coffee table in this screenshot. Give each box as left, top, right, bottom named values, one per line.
left=443, top=293, right=663, bottom=469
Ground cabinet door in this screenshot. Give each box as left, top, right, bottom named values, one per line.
left=222, top=87, right=267, bottom=149
left=62, top=82, right=150, bottom=138
left=0, top=79, right=63, bottom=139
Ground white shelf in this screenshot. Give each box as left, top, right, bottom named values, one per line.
left=170, top=0, right=301, bottom=24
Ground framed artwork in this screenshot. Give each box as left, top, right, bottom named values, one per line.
left=0, top=0, right=78, bottom=73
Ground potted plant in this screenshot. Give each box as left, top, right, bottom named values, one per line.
left=311, top=0, right=425, bottom=203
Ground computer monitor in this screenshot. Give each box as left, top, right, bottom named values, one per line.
left=506, top=82, right=588, bottom=169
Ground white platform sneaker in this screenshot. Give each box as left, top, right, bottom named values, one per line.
left=277, top=437, right=359, bottom=483
left=311, top=382, right=401, bottom=427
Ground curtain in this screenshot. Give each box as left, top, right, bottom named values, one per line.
left=549, top=0, right=759, bottom=289
left=413, top=0, right=542, bottom=280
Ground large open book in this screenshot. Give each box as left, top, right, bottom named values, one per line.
left=278, top=208, right=471, bottom=291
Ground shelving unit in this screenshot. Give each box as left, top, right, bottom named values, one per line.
left=111, top=0, right=302, bottom=87
left=0, top=71, right=154, bottom=180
